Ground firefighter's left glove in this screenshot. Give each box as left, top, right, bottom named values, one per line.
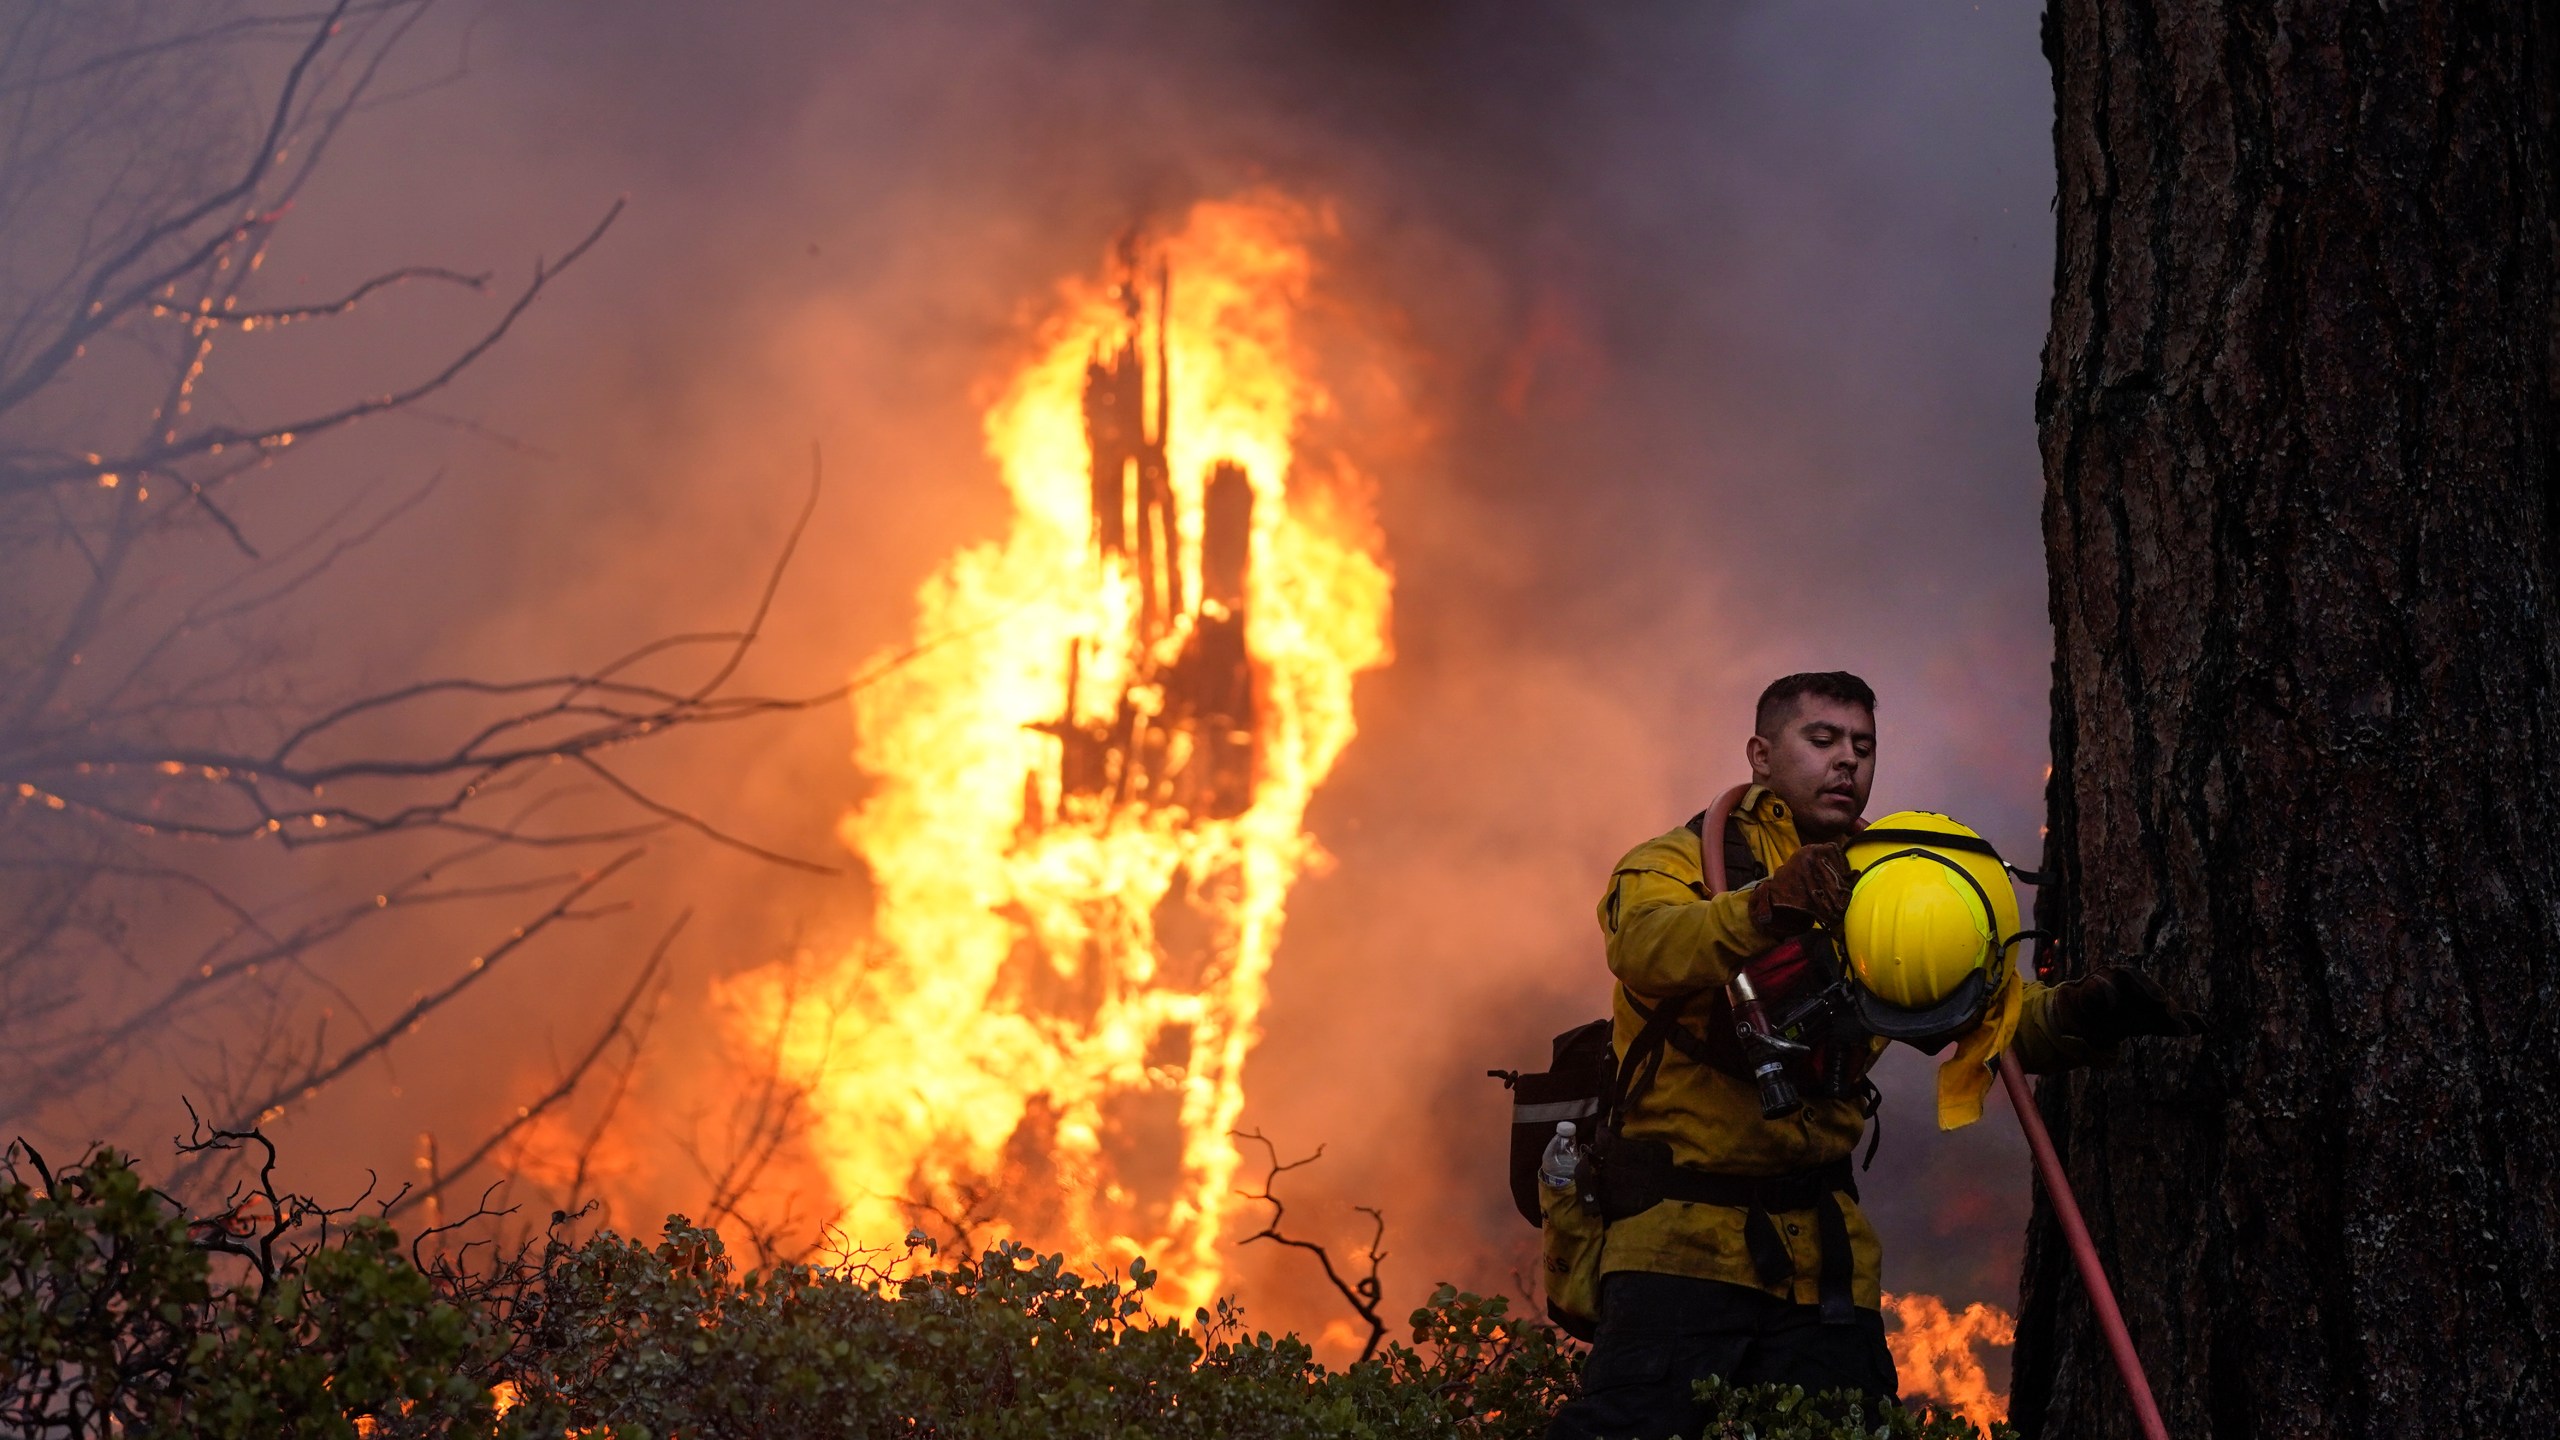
left=1749, top=841, right=1851, bottom=938
left=2050, top=965, right=2203, bottom=1045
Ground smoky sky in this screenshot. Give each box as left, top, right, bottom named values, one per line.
left=26, top=0, right=2061, bottom=1375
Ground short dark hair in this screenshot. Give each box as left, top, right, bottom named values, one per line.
left=1754, top=671, right=1876, bottom=738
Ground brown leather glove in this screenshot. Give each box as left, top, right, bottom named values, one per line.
left=1748, top=841, right=1851, bottom=937
left=2049, top=965, right=2204, bottom=1045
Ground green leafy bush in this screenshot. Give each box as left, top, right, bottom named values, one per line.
left=499, top=1220, right=1576, bottom=1440
left=1, top=1146, right=514, bottom=1438
left=1684, top=1375, right=2016, bottom=1439
left=4, top=1142, right=2012, bottom=1440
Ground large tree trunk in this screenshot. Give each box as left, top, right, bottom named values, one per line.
left=2017, top=4, right=2560, bottom=1437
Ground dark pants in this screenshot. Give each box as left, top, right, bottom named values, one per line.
left=1546, top=1272, right=1898, bottom=1440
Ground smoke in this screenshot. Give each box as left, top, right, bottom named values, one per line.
left=16, top=0, right=2056, bottom=1381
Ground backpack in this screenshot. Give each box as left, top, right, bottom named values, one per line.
left=1492, top=988, right=1714, bottom=1338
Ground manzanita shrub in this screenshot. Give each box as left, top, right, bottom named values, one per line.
left=4, top=1143, right=2012, bottom=1439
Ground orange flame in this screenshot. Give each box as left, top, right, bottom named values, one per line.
left=722, top=193, right=1390, bottom=1315
left=1883, top=1290, right=2015, bottom=1431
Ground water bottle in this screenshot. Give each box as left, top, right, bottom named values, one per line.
left=1537, top=1121, right=1580, bottom=1192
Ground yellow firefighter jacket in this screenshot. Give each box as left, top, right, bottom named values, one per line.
left=1594, top=786, right=2098, bottom=1310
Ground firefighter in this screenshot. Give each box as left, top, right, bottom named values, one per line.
left=1546, top=671, right=2197, bottom=1438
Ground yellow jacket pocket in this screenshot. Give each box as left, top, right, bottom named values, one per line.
left=1540, top=1178, right=1606, bottom=1341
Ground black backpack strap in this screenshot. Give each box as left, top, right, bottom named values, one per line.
left=1815, top=1187, right=1857, bottom=1324
left=1857, top=1078, right=1884, bottom=1171
left=1722, top=814, right=1766, bottom=891
left=1623, top=990, right=1719, bottom=1070
left=1606, top=989, right=1694, bottom=1137
left=1683, top=808, right=1767, bottom=895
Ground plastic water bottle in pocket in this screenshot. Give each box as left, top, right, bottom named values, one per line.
left=1537, top=1120, right=1579, bottom=1192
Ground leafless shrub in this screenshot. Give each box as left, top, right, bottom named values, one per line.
left=0, top=2, right=845, bottom=1210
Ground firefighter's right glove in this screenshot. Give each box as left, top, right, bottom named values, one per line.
left=1748, top=841, right=1851, bottom=937
left=2050, top=965, right=2204, bottom=1046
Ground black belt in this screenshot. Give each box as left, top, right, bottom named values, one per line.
left=1602, top=1148, right=1862, bottom=1325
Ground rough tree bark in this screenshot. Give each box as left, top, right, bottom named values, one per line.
left=2017, top=4, right=2558, bottom=1438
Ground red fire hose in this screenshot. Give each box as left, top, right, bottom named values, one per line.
left=1698, top=784, right=1749, bottom=889
left=1696, top=783, right=2169, bottom=1436
left=1996, top=1055, right=2170, bottom=1440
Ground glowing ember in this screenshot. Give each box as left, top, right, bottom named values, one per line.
left=723, top=194, right=1391, bottom=1314
left=1883, top=1291, right=2016, bottom=1431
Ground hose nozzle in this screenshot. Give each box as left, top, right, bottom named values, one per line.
left=1729, top=972, right=1806, bottom=1120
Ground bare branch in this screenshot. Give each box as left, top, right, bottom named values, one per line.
left=0, top=4, right=419, bottom=100
left=674, top=950, right=830, bottom=1260
left=0, top=6, right=845, bottom=1193
left=1233, top=1128, right=1389, bottom=1363
left=384, top=910, right=682, bottom=1222
left=569, top=753, right=840, bottom=874
left=145, top=263, right=490, bottom=327
left=5, top=822, right=586, bottom=1116
left=561, top=966, right=664, bottom=1221
left=0, top=0, right=361, bottom=418
left=206, top=848, right=642, bottom=1137
left=686, top=445, right=823, bottom=702
left=5, top=199, right=627, bottom=494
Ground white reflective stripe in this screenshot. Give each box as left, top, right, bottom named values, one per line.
left=1513, top=1098, right=1600, bottom=1126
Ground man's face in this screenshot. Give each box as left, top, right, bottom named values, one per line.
left=1745, top=695, right=1875, bottom=842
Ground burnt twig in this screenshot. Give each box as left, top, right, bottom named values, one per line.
left=1233, top=1128, right=1389, bottom=1362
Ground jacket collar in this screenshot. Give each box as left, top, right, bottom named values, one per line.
left=1740, top=783, right=1790, bottom=828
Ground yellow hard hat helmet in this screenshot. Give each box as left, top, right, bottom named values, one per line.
left=1841, top=812, right=2021, bottom=1049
